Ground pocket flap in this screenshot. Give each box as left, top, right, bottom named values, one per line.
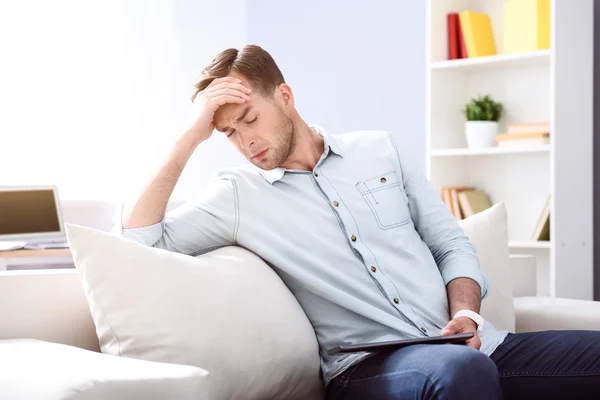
left=358, top=171, right=399, bottom=193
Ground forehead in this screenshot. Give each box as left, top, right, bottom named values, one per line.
left=213, top=100, right=248, bottom=131
left=212, top=73, right=275, bottom=130
left=212, top=73, right=251, bottom=126
left=214, top=94, right=271, bottom=132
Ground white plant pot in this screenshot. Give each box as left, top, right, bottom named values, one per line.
left=465, top=121, right=498, bottom=149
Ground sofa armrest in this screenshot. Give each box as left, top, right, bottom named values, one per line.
left=510, top=255, right=537, bottom=297
left=514, top=296, right=600, bottom=332
left=0, top=269, right=99, bottom=351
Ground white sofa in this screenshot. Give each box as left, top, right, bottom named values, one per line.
left=1, top=254, right=600, bottom=398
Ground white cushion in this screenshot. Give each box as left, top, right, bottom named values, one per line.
left=515, top=296, right=600, bottom=332
left=458, top=202, right=515, bottom=332
left=0, top=270, right=99, bottom=352
left=0, top=339, right=207, bottom=400
left=65, top=223, right=324, bottom=400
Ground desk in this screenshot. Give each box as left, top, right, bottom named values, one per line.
left=0, top=249, right=74, bottom=271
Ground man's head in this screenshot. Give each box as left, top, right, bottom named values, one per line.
left=192, top=45, right=297, bottom=170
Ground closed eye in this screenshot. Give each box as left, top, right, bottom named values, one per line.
left=246, top=116, right=258, bottom=124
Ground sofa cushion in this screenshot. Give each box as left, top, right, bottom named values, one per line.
left=0, top=270, right=99, bottom=352
left=458, top=202, right=515, bottom=333
left=0, top=339, right=206, bottom=400
left=515, top=296, right=600, bottom=332
left=65, top=224, right=324, bottom=400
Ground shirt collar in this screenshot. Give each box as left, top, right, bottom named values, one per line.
left=255, top=125, right=344, bottom=184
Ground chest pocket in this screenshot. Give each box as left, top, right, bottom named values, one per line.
left=356, top=171, right=410, bottom=229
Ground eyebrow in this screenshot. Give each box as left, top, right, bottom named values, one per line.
left=220, top=106, right=252, bottom=132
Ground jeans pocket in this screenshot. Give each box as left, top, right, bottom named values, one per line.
left=336, top=360, right=363, bottom=384
left=357, top=171, right=410, bottom=229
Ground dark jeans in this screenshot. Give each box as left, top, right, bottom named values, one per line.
left=326, top=330, right=600, bottom=399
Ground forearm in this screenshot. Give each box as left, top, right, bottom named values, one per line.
left=121, top=132, right=202, bottom=229
left=446, top=277, right=481, bottom=318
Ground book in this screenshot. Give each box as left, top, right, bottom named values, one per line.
left=458, top=11, right=497, bottom=57
left=497, top=138, right=550, bottom=148
left=497, top=132, right=550, bottom=140
left=441, top=186, right=472, bottom=219
left=504, top=0, right=550, bottom=54
left=457, top=190, right=491, bottom=218
left=532, top=196, right=551, bottom=241
left=457, top=16, right=468, bottom=58
left=442, top=187, right=453, bottom=213
left=450, top=188, right=462, bottom=219
left=497, top=131, right=550, bottom=147
left=447, top=13, right=461, bottom=60
left=506, top=121, right=550, bottom=134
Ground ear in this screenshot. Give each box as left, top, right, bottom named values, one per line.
left=277, top=83, right=295, bottom=110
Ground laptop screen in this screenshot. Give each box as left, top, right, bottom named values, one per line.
left=0, top=189, right=61, bottom=235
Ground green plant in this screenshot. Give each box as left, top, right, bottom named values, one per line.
left=462, top=94, right=503, bottom=122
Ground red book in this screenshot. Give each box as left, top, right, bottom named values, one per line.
left=457, top=16, right=468, bottom=58
left=447, top=13, right=460, bottom=60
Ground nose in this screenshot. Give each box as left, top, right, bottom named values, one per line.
left=238, top=131, right=256, bottom=152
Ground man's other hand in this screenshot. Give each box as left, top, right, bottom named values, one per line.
left=442, top=316, right=481, bottom=350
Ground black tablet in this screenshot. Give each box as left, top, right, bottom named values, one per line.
left=326, top=332, right=474, bottom=355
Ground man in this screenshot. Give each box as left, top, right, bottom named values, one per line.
left=117, top=45, right=600, bottom=399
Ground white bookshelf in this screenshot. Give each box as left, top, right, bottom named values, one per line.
left=508, top=240, right=552, bottom=250
left=431, top=49, right=550, bottom=72
left=431, top=145, right=551, bottom=157
left=426, top=0, right=593, bottom=300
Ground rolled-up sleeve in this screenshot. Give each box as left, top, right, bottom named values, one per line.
left=111, top=203, right=165, bottom=246
left=389, top=133, right=488, bottom=299
left=111, top=173, right=238, bottom=256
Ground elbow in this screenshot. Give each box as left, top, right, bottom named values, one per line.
left=431, top=235, right=476, bottom=266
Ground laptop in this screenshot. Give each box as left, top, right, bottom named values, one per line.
left=0, top=186, right=69, bottom=251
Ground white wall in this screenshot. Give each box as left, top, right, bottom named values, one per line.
left=246, top=0, right=427, bottom=166
left=0, top=0, right=247, bottom=206
left=2, top=0, right=428, bottom=231
left=164, top=0, right=249, bottom=201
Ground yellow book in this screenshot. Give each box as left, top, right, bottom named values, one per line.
left=457, top=189, right=491, bottom=218
left=504, top=0, right=550, bottom=54
left=458, top=11, right=497, bottom=57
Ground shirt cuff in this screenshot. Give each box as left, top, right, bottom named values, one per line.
left=111, top=201, right=164, bottom=247
left=439, top=258, right=489, bottom=299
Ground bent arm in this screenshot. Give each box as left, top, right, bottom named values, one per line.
left=389, top=133, right=488, bottom=299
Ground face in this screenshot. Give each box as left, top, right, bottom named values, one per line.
left=213, top=76, right=295, bottom=171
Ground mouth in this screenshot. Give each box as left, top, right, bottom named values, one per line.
left=251, top=149, right=268, bottom=160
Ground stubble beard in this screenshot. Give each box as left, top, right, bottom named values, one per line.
left=256, top=107, right=295, bottom=171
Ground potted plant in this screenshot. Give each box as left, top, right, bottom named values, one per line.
left=462, top=94, right=504, bottom=149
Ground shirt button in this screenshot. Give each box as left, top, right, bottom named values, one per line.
left=393, top=297, right=399, bottom=304
left=421, top=327, right=427, bottom=333
left=380, top=177, right=387, bottom=183
left=314, top=172, right=319, bottom=177
left=370, top=266, right=376, bottom=273
left=351, top=235, right=357, bottom=242
left=333, top=201, right=339, bottom=207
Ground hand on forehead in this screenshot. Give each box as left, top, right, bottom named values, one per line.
left=227, top=72, right=254, bottom=90
left=210, top=76, right=254, bottom=132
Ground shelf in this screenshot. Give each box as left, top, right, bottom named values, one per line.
left=509, top=241, right=551, bottom=249
left=0, top=248, right=71, bottom=258
left=430, top=50, right=550, bottom=73
left=427, top=0, right=594, bottom=300
left=430, top=145, right=551, bottom=157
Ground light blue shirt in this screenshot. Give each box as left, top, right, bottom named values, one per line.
left=116, top=126, right=509, bottom=386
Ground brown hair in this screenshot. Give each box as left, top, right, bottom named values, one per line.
left=191, top=45, right=285, bottom=102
